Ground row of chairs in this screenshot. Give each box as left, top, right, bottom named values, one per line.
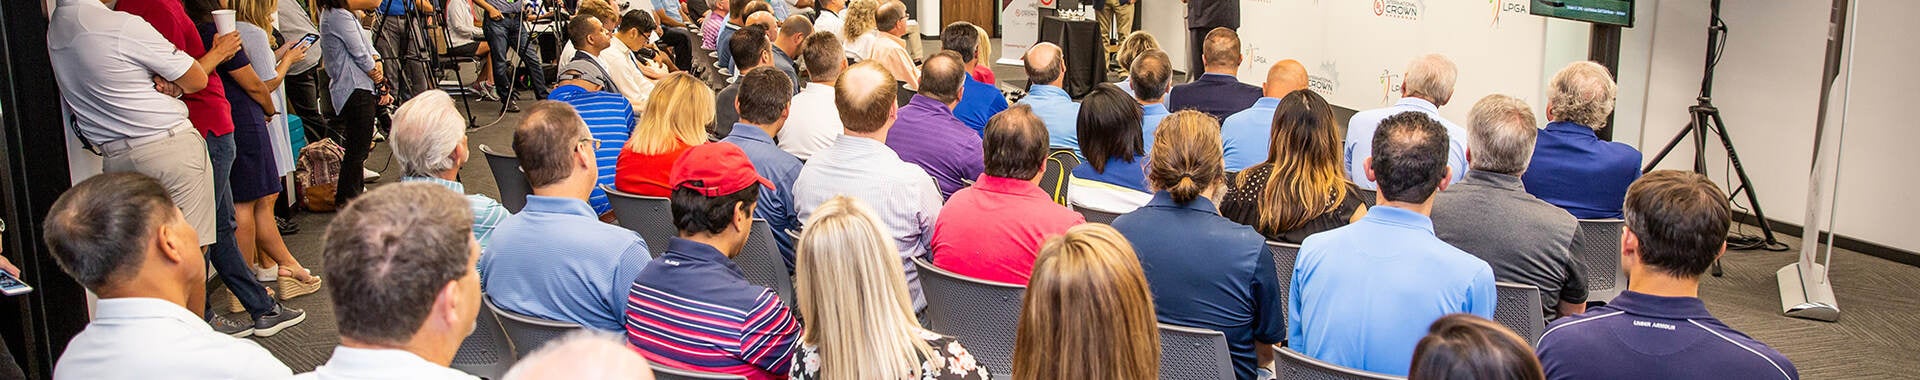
left=453, top=294, right=754, bottom=379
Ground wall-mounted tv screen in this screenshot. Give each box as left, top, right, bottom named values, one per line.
left=1531, top=0, right=1634, bottom=28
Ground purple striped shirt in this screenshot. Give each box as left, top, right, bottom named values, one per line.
left=626, top=238, right=799, bottom=380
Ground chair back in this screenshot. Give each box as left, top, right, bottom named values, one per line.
left=450, top=298, right=516, bottom=379
left=480, top=144, right=531, bottom=213
left=1266, top=241, right=1302, bottom=335
left=604, top=185, right=676, bottom=257
left=1573, top=219, right=1627, bottom=302
left=486, top=297, right=587, bottom=358
left=1355, top=188, right=1379, bottom=206
left=1075, top=206, right=1122, bottom=225
left=1157, top=324, right=1234, bottom=380
left=1039, top=149, right=1081, bottom=206
left=915, top=257, right=1026, bottom=377
left=736, top=220, right=795, bottom=306
left=1493, top=281, right=1545, bottom=345
left=650, top=364, right=748, bottom=380
left=1274, top=346, right=1406, bottom=380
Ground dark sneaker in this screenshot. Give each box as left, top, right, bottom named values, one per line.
left=276, top=216, right=300, bottom=235
left=209, top=313, right=254, bottom=338
left=503, top=101, right=521, bottom=113
left=252, top=305, right=307, bottom=337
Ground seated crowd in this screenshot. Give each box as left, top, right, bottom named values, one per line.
left=42, top=1, right=1797, bottom=378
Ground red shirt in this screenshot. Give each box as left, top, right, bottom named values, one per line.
left=614, top=141, right=695, bottom=196
left=968, top=64, right=997, bottom=87
left=931, top=175, right=1084, bottom=284
left=117, top=0, right=234, bottom=137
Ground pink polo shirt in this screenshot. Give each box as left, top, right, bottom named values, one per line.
left=931, top=175, right=1085, bottom=284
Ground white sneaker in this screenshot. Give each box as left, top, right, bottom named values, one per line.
left=364, top=168, right=382, bottom=183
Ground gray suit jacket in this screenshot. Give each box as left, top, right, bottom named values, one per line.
left=1432, top=170, right=1585, bottom=319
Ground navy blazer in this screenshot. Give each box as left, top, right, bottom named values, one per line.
left=1168, top=73, right=1262, bottom=122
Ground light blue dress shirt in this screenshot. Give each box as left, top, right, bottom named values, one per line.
left=793, top=136, right=943, bottom=311
left=1288, top=205, right=1496, bottom=376
left=320, top=8, right=377, bottom=114
left=1221, top=97, right=1281, bottom=172
left=719, top=125, right=804, bottom=268
left=402, top=176, right=511, bottom=250
left=1343, top=97, right=1470, bottom=190
left=1140, top=102, right=1171, bottom=151
left=1018, top=85, right=1082, bottom=151
left=480, top=195, right=651, bottom=332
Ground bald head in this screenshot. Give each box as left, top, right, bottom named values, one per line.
left=1263, top=59, right=1308, bottom=98
left=919, top=51, right=967, bottom=104
left=1024, top=42, right=1064, bottom=88
left=747, top=11, right=778, bottom=33
left=835, top=62, right=899, bottom=135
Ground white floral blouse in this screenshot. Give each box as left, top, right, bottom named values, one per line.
left=790, top=329, right=992, bottom=380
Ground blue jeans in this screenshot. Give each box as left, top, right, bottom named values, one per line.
left=483, top=15, right=547, bottom=100
left=206, top=133, right=275, bottom=319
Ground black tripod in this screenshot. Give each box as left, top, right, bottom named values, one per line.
left=370, top=0, right=446, bottom=102
left=1641, top=0, right=1789, bottom=276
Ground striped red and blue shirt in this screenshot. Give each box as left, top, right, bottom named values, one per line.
left=626, top=238, right=800, bottom=380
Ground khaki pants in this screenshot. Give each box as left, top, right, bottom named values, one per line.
left=101, top=127, right=217, bottom=246
left=1098, top=0, right=1135, bottom=44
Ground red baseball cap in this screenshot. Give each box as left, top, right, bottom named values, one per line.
left=670, top=143, right=775, bottom=197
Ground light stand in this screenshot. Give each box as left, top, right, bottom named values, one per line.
left=1640, top=0, right=1788, bottom=278
left=1777, top=0, right=1854, bottom=323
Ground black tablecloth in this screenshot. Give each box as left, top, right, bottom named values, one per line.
left=1039, top=15, right=1105, bottom=99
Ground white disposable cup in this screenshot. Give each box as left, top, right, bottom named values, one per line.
left=212, top=10, right=236, bottom=34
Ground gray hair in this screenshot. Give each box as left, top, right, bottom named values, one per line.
left=1403, top=54, right=1458, bottom=106
left=1467, top=94, right=1539, bottom=175
left=388, top=90, right=468, bottom=178
left=1548, top=61, right=1618, bottom=130
left=502, top=331, right=655, bottom=380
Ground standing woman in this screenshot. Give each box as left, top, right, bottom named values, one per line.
left=1219, top=89, right=1367, bottom=244
left=1014, top=223, right=1160, bottom=380
left=789, top=196, right=991, bottom=380
left=319, top=0, right=387, bottom=206
left=229, top=0, right=324, bottom=300
left=615, top=73, right=711, bottom=196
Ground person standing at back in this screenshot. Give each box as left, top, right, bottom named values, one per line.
left=1165, top=28, right=1260, bottom=122
left=1345, top=54, right=1470, bottom=191
left=1290, top=112, right=1495, bottom=376
left=1432, top=95, right=1586, bottom=320
left=932, top=105, right=1084, bottom=284
left=1523, top=61, right=1642, bottom=219
left=1536, top=171, right=1798, bottom=380
left=1182, top=0, right=1238, bottom=76
left=1112, top=111, right=1282, bottom=380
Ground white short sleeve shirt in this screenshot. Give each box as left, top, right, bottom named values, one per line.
left=55, top=298, right=292, bottom=380
left=49, top=0, right=198, bottom=143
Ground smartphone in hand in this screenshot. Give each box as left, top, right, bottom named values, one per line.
left=0, top=271, right=32, bottom=296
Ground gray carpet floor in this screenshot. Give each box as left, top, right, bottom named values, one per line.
left=226, top=51, right=1920, bottom=379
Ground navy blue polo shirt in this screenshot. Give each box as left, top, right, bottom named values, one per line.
left=1537, top=291, right=1798, bottom=380
left=1112, top=191, right=1285, bottom=380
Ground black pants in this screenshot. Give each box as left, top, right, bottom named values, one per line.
left=284, top=68, right=331, bottom=143
left=334, top=89, right=376, bottom=205
left=660, top=26, right=696, bottom=72
left=1188, top=27, right=1213, bottom=81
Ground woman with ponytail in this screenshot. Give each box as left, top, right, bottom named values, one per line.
left=1110, top=110, right=1287, bottom=380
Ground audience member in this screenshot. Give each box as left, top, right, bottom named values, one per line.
left=1166, top=28, right=1260, bottom=121
left=1433, top=95, right=1586, bottom=319
left=390, top=91, right=512, bottom=250
left=1346, top=54, right=1469, bottom=190
left=485, top=102, right=652, bottom=332
left=46, top=173, right=293, bottom=379
left=277, top=0, right=332, bottom=139
left=1131, top=50, right=1174, bottom=148
left=1220, top=89, right=1366, bottom=243
left=889, top=52, right=986, bottom=198
left=1112, top=31, right=1159, bottom=100
left=616, top=73, right=713, bottom=196
left=1290, top=112, right=1495, bottom=376
left=793, top=62, right=944, bottom=311
left=714, top=23, right=774, bottom=134
left=715, top=0, right=769, bottom=76
left=791, top=196, right=992, bottom=379
left=1536, top=171, right=1798, bottom=380
left=1523, top=61, right=1642, bottom=219
left=1067, top=84, right=1150, bottom=213
left=501, top=331, right=656, bottom=380
left=1095, top=0, right=1135, bottom=51
left=369, top=0, right=434, bottom=97
left=1221, top=59, right=1308, bottom=171
left=773, top=15, right=811, bottom=93
left=443, top=0, right=494, bottom=98
left=1409, top=314, right=1546, bottom=380
left=296, top=182, right=482, bottom=380
left=476, top=0, right=549, bottom=104
left=1013, top=224, right=1160, bottom=380
left=551, top=16, right=637, bottom=215
left=641, top=0, right=699, bottom=71
left=943, top=22, right=1010, bottom=134
left=1017, top=43, right=1081, bottom=150
left=698, top=0, right=729, bottom=50
left=626, top=143, right=800, bottom=379
left=967, top=24, right=998, bottom=85
left=605, top=10, right=674, bottom=110
left=846, top=0, right=919, bottom=88
left=558, top=0, right=622, bottom=69
left=720, top=67, right=805, bottom=267
left=227, top=0, right=319, bottom=302
left=814, top=0, right=846, bottom=39
left=931, top=106, right=1085, bottom=284
left=1112, top=110, right=1280, bottom=380
left=318, top=0, right=386, bottom=206
left=779, top=32, right=848, bottom=160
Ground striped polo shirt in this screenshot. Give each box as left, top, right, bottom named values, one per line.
left=550, top=84, right=635, bottom=215
left=1536, top=291, right=1798, bottom=380
left=626, top=238, right=800, bottom=380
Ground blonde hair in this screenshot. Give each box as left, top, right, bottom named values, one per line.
left=843, top=0, right=879, bottom=39
left=1116, top=31, right=1159, bottom=71
left=1547, top=61, right=1617, bottom=130
left=795, top=196, right=937, bottom=380
left=232, top=0, right=278, bottom=34
left=1148, top=110, right=1226, bottom=205
left=972, top=24, right=993, bottom=63
left=628, top=73, right=712, bottom=154
left=1014, top=224, right=1160, bottom=380
left=1239, top=90, right=1350, bottom=235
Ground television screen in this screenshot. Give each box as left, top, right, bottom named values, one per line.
left=1531, top=0, right=1634, bottom=28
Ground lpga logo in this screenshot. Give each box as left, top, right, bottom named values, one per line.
left=1379, top=69, right=1403, bottom=104
left=1373, top=0, right=1423, bottom=21
left=1490, top=0, right=1530, bottom=26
